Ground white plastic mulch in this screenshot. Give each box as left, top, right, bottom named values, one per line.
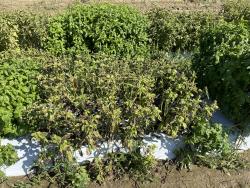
left=1, top=111, right=250, bottom=177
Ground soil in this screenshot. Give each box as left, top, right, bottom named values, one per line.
left=0, top=0, right=222, bottom=13
left=0, top=0, right=74, bottom=12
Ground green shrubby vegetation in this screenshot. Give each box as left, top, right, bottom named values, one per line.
left=45, top=4, right=149, bottom=58
left=0, top=51, right=40, bottom=137
left=31, top=132, right=90, bottom=188
left=0, top=143, right=18, bottom=182
left=0, top=12, right=47, bottom=51
left=0, top=1, right=249, bottom=187
left=12, top=12, right=47, bottom=50
left=0, top=15, right=19, bottom=52
left=221, top=0, right=250, bottom=23
left=148, top=9, right=219, bottom=52
left=88, top=148, right=156, bottom=183
left=24, top=54, right=213, bottom=147
left=193, top=20, right=250, bottom=129
left=176, top=121, right=243, bottom=170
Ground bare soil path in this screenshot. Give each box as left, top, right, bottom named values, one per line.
left=0, top=0, right=221, bottom=12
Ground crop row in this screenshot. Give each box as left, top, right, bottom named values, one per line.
left=0, top=0, right=249, bottom=187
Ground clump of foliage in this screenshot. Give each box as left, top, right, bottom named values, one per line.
left=45, top=4, right=149, bottom=58
left=24, top=54, right=214, bottom=148
left=88, top=146, right=156, bottom=184
left=148, top=9, right=218, bottom=52
left=12, top=132, right=90, bottom=188
left=0, top=12, right=47, bottom=52
left=176, top=120, right=244, bottom=170
left=153, top=55, right=211, bottom=137
left=22, top=54, right=227, bottom=185
left=12, top=11, right=47, bottom=50
left=35, top=138, right=90, bottom=188
left=0, top=51, right=40, bottom=136
left=0, top=143, right=18, bottom=183
left=193, top=20, right=250, bottom=129
left=0, top=15, right=19, bottom=52
left=175, top=100, right=245, bottom=170
left=221, top=0, right=250, bottom=23
left=25, top=55, right=159, bottom=149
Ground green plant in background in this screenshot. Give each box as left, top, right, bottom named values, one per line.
left=12, top=11, right=47, bottom=50
left=0, top=51, right=40, bottom=136
left=0, top=15, right=19, bottom=52
left=148, top=8, right=219, bottom=53
left=45, top=4, right=149, bottom=58
left=221, top=0, right=250, bottom=23
left=193, top=20, right=250, bottom=130
left=0, top=11, right=47, bottom=52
